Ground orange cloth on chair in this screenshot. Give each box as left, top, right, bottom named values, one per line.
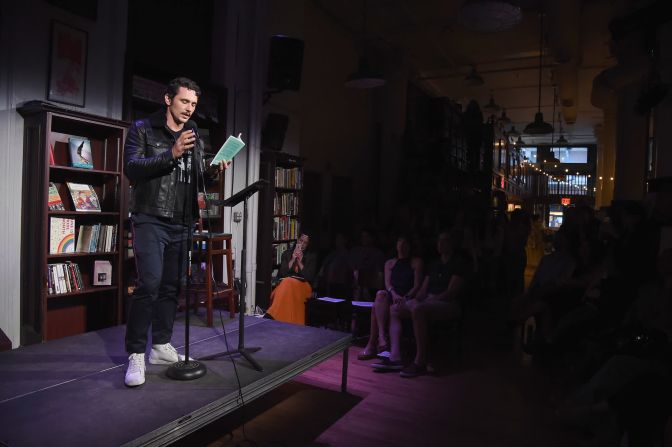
left=266, top=277, right=312, bottom=325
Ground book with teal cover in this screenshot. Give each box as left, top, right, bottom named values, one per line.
left=210, top=134, right=245, bottom=165
left=68, top=136, right=94, bottom=169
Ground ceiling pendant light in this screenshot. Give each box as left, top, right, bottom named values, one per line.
left=507, top=125, right=521, bottom=137
left=458, top=0, right=522, bottom=33
left=524, top=13, right=554, bottom=135
left=555, top=112, right=569, bottom=145
left=483, top=94, right=501, bottom=114
left=345, top=0, right=385, bottom=89
left=498, top=108, right=511, bottom=125
left=516, top=135, right=525, bottom=146
left=345, top=58, right=386, bottom=88
left=464, top=67, right=484, bottom=86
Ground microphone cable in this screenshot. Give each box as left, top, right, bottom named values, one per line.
left=194, top=132, right=258, bottom=447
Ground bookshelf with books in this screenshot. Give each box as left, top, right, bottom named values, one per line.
left=18, top=101, right=127, bottom=343
left=256, top=152, right=303, bottom=309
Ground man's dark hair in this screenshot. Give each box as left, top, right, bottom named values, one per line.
left=165, top=77, right=201, bottom=100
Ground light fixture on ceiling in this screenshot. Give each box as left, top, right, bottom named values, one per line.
left=345, top=0, right=385, bottom=89
left=555, top=112, right=569, bottom=145
left=507, top=125, right=520, bottom=137
left=345, top=58, right=386, bottom=88
left=524, top=13, right=554, bottom=135
left=483, top=94, right=501, bottom=114
left=498, top=108, right=511, bottom=125
left=458, top=0, right=522, bottom=33
left=464, top=67, right=484, bottom=86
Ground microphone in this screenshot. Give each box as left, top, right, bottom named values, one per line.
left=183, top=122, right=204, bottom=184
left=186, top=121, right=200, bottom=142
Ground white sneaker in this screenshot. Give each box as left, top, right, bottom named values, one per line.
left=125, top=353, right=146, bottom=387
left=149, top=343, right=188, bottom=365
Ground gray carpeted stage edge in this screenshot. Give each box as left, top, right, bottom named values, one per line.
left=0, top=316, right=351, bottom=447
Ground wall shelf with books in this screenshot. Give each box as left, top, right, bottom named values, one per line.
left=256, top=152, right=303, bottom=309
left=19, top=101, right=128, bottom=344
left=48, top=211, right=120, bottom=216
left=47, top=286, right=118, bottom=299
left=47, top=252, right=119, bottom=259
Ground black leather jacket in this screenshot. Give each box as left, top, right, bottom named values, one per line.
left=124, top=109, right=212, bottom=219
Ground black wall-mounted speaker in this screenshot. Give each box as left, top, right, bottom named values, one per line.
left=261, top=113, right=289, bottom=151
left=267, top=36, right=304, bottom=91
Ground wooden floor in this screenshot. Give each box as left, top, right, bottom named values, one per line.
left=172, top=302, right=582, bottom=447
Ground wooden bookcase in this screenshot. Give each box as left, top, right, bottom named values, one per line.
left=255, top=152, right=303, bottom=309
left=18, top=101, right=128, bottom=344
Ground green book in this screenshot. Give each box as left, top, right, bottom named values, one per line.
left=210, top=134, right=245, bottom=166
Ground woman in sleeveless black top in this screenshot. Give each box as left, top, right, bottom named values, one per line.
left=357, top=236, right=423, bottom=360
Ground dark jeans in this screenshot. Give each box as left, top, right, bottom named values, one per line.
left=125, top=213, right=190, bottom=354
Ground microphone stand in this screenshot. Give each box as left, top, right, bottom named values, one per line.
left=167, top=132, right=207, bottom=381
left=199, top=179, right=268, bottom=371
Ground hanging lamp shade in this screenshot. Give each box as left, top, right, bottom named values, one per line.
left=516, top=135, right=525, bottom=146
left=554, top=111, right=568, bottom=145
left=345, top=0, right=385, bottom=89
left=498, top=108, right=511, bottom=125
left=524, top=13, right=553, bottom=135
left=524, top=112, right=554, bottom=134
left=483, top=94, right=501, bottom=114
left=458, top=0, right=522, bottom=33
left=345, top=58, right=386, bottom=88
left=464, top=67, right=484, bottom=86
left=507, top=125, right=521, bottom=137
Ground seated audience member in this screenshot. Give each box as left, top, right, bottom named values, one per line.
left=357, top=235, right=423, bottom=360
left=510, top=230, right=577, bottom=326
left=316, top=232, right=352, bottom=298
left=373, top=230, right=470, bottom=377
left=349, top=229, right=386, bottom=300
left=265, top=233, right=317, bottom=324
left=555, top=249, right=672, bottom=443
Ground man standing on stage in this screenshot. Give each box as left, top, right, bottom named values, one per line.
left=123, top=77, right=229, bottom=387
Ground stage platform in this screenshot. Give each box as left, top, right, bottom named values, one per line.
left=0, top=316, right=352, bottom=447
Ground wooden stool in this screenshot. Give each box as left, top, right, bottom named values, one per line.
left=193, top=232, right=236, bottom=326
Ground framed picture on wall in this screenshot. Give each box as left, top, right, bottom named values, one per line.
left=47, top=21, right=88, bottom=107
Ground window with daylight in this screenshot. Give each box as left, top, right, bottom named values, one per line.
left=548, top=174, right=590, bottom=195
left=521, top=147, right=537, bottom=164
left=550, top=147, right=588, bottom=164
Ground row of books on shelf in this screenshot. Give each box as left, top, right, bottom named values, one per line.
left=273, top=192, right=300, bottom=216
left=274, top=167, right=302, bottom=189
left=49, top=217, right=118, bottom=254
left=272, top=216, right=300, bottom=241
left=48, top=262, right=84, bottom=295
left=47, top=260, right=112, bottom=295
left=48, top=182, right=102, bottom=212
left=49, top=137, right=95, bottom=169
left=272, top=242, right=290, bottom=265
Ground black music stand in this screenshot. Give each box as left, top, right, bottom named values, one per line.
left=199, top=179, right=268, bottom=371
